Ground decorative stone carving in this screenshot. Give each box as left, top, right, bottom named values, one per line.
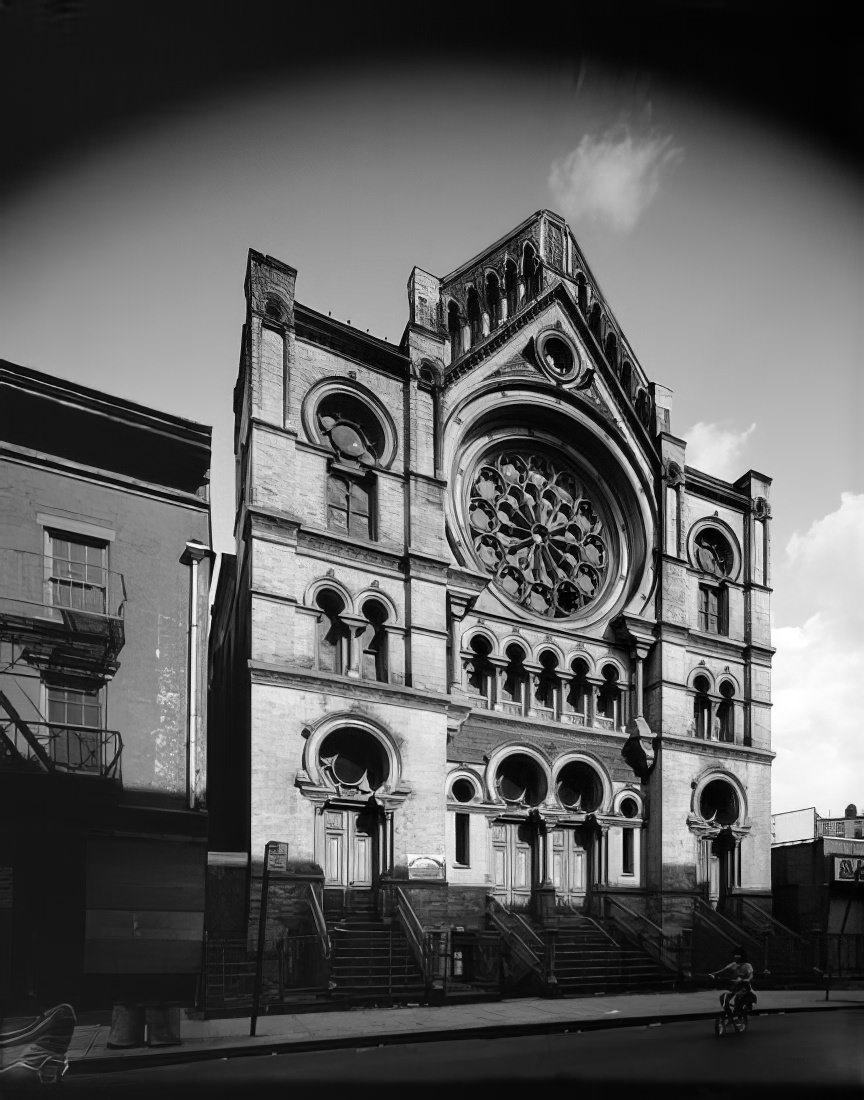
left=467, top=449, right=610, bottom=619
left=752, top=496, right=772, bottom=520
left=663, top=459, right=685, bottom=487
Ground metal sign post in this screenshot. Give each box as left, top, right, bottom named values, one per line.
left=250, top=841, right=288, bottom=1037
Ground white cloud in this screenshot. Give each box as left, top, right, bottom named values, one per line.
left=771, top=493, right=864, bottom=814
left=683, top=421, right=756, bottom=481
left=549, top=126, right=683, bottom=232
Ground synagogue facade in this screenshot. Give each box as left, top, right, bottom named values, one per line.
left=208, top=210, right=774, bottom=956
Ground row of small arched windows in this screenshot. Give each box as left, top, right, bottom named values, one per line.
left=692, top=675, right=737, bottom=743
left=444, top=248, right=653, bottom=431
left=465, top=636, right=626, bottom=730
left=446, top=244, right=542, bottom=360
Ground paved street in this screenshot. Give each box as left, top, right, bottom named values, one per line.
left=56, top=1010, right=864, bottom=1099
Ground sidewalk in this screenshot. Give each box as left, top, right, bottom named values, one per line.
left=66, top=988, right=864, bottom=1076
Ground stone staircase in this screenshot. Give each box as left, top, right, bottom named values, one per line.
left=548, top=923, right=675, bottom=994
left=325, top=892, right=426, bottom=1003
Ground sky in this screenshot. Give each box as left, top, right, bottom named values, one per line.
left=1, top=3, right=861, bottom=816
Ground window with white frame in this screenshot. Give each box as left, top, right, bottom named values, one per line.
left=46, top=683, right=102, bottom=772
left=47, top=531, right=107, bottom=613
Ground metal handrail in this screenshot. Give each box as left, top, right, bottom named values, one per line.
left=694, top=899, right=763, bottom=954
left=486, top=897, right=545, bottom=978
left=602, top=896, right=686, bottom=973
left=392, top=886, right=430, bottom=981
left=487, top=895, right=544, bottom=947
left=305, top=883, right=331, bottom=960
left=732, top=896, right=808, bottom=944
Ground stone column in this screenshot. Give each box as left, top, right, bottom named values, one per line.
left=341, top=614, right=367, bottom=679
left=490, top=657, right=507, bottom=710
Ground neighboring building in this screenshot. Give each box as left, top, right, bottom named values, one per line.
left=208, top=211, right=775, bottom=986
left=772, top=804, right=864, bottom=940
left=0, top=361, right=212, bottom=1011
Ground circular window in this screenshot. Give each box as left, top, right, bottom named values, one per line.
left=694, top=528, right=734, bottom=578
left=467, top=448, right=612, bottom=619
left=620, top=796, right=639, bottom=819
left=451, top=777, right=476, bottom=803
left=319, top=729, right=389, bottom=791
left=495, top=753, right=547, bottom=806
left=556, top=761, right=603, bottom=812
left=536, top=330, right=581, bottom=383
left=699, top=779, right=740, bottom=826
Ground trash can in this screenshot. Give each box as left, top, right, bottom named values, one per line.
left=107, top=1004, right=145, bottom=1049
left=145, top=1006, right=182, bottom=1047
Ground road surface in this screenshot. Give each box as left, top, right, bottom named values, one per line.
left=55, top=1009, right=864, bottom=1099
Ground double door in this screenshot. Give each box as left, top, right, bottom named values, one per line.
left=324, top=807, right=377, bottom=889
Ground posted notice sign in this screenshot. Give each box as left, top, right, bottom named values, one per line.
left=407, top=854, right=445, bottom=881
left=266, top=842, right=289, bottom=872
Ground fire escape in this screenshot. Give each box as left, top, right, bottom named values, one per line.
left=0, top=547, right=126, bottom=779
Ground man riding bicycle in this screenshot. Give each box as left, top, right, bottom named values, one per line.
left=710, top=947, right=756, bottom=1028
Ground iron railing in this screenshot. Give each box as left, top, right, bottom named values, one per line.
left=0, top=547, right=127, bottom=623
left=391, top=886, right=431, bottom=986
left=486, top=896, right=547, bottom=985
left=305, top=882, right=331, bottom=960
left=201, top=933, right=329, bottom=1012
left=599, top=895, right=691, bottom=976
left=0, top=712, right=122, bottom=778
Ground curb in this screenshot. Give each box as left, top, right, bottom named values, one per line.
left=67, top=1001, right=864, bottom=1076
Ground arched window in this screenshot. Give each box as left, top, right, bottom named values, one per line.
left=316, top=588, right=349, bottom=675
left=597, top=664, right=622, bottom=728
left=447, top=300, right=462, bottom=361
left=466, top=635, right=494, bottom=706
left=604, top=332, right=618, bottom=372
left=699, top=779, right=740, bottom=825
left=557, top=760, right=603, bottom=812
left=467, top=286, right=482, bottom=346
left=504, top=259, right=519, bottom=316
left=496, top=752, right=547, bottom=806
left=502, top=643, right=527, bottom=713
left=575, top=273, right=588, bottom=314
left=566, top=657, right=591, bottom=723
left=621, top=361, right=633, bottom=398
left=716, top=681, right=735, bottom=743
left=693, top=674, right=712, bottom=739
left=360, top=599, right=389, bottom=683
left=534, top=651, right=559, bottom=717
left=264, top=296, right=285, bottom=323
left=522, top=243, right=540, bottom=300
left=485, top=272, right=501, bottom=328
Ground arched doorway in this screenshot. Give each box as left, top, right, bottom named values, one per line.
left=699, top=778, right=741, bottom=908
left=552, top=761, right=605, bottom=909
left=318, top=728, right=391, bottom=904
left=490, top=753, right=547, bottom=909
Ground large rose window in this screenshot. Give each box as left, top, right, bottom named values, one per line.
left=467, top=450, right=610, bottom=618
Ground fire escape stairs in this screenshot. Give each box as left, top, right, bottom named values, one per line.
left=0, top=689, right=53, bottom=772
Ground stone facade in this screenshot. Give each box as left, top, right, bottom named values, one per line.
left=208, top=210, right=774, bottom=946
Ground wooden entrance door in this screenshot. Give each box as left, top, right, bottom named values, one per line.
left=491, top=821, right=534, bottom=909
left=551, top=828, right=589, bottom=908
left=323, top=807, right=376, bottom=889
